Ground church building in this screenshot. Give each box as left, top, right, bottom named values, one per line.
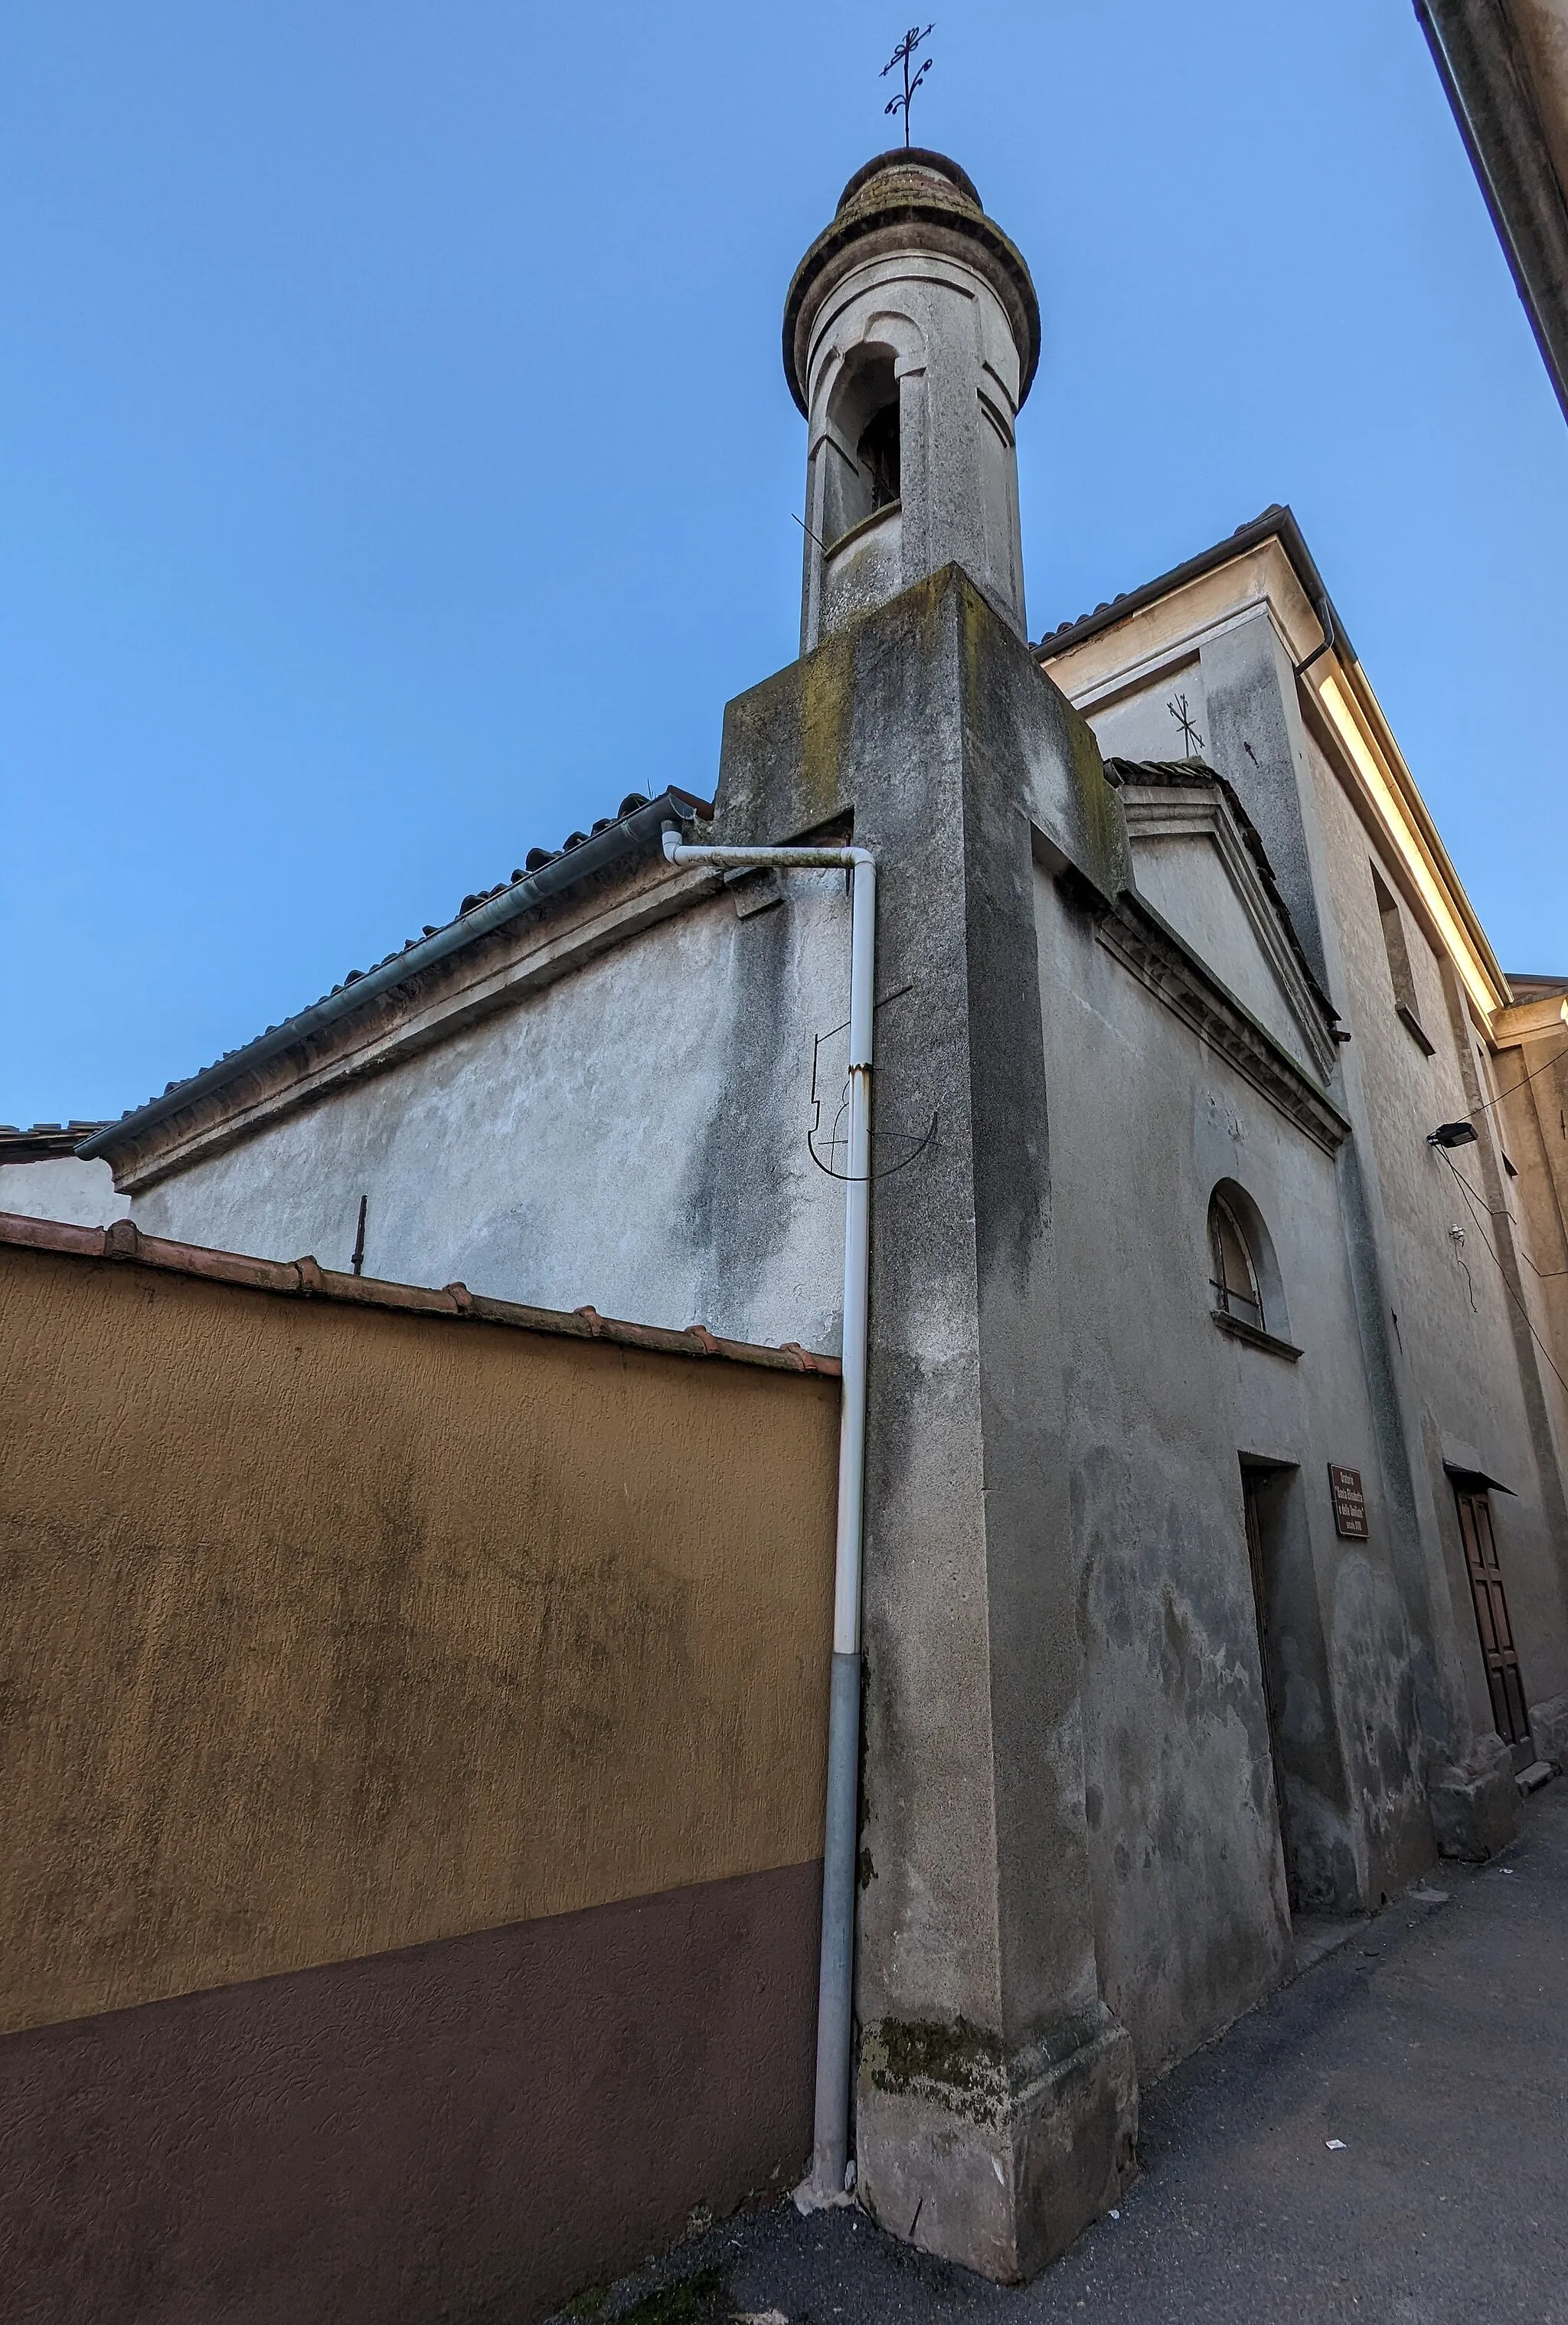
left=46, top=149, right=1568, bottom=2278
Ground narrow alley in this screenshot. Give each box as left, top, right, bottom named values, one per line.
left=568, top=1783, right=1568, bottom=2325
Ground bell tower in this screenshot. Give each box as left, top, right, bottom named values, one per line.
left=710, top=145, right=1138, bottom=2287
left=783, top=149, right=1041, bottom=652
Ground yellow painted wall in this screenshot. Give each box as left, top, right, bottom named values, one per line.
left=0, top=1241, right=838, bottom=2034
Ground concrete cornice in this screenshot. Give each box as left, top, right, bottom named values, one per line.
left=1492, top=992, right=1568, bottom=1043
left=782, top=148, right=1040, bottom=415
left=1036, top=507, right=1346, bottom=667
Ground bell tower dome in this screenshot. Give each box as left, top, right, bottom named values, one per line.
left=784, top=149, right=1041, bottom=652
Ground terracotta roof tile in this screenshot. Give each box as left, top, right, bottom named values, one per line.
left=0, top=1210, right=841, bottom=1379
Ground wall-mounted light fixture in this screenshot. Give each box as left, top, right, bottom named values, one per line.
left=1427, top=1120, right=1478, bottom=1149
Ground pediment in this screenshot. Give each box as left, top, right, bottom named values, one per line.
left=1109, top=764, right=1338, bottom=1081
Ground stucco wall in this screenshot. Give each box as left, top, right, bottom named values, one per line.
left=1083, top=658, right=1210, bottom=769
left=1034, top=862, right=1430, bottom=2081
left=1497, top=1014, right=1568, bottom=1398
left=0, top=1226, right=838, bottom=2322
left=0, top=1154, right=129, bottom=1226
left=1303, top=737, right=1568, bottom=1718
left=128, top=877, right=849, bottom=1356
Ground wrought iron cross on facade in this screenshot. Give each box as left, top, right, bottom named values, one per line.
left=1168, top=692, right=1204, bottom=756
left=882, top=25, right=933, bottom=144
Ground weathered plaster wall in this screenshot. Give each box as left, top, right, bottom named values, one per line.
left=0, top=1155, right=129, bottom=1226
left=1082, top=659, right=1210, bottom=768
left=129, top=880, right=848, bottom=1355
left=1497, top=1009, right=1568, bottom=1395
left=1470, top=1027, right=1568, bottom=1493
left=0, top=1232, right=838, bottom=2323
left=1303, top=737, right=1568, bottom=1719
left=1034, top=864, right=1430, bottom=2080
left=3, top=1866, right=820, bottom=2325
left=71, top=531, right=1557, bottom=2288
left=1049, top=551, right=1566, bottom=1820
left=0, top=1237, right=838, bottom=2029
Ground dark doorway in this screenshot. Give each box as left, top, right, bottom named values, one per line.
left=1455, top=1485, right=1531, bottom=1757
left=1241, top=1463, right=1301, bottom=1910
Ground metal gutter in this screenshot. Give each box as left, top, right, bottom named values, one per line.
left=80, top=787, right=712, bottom=1162
left=658, top=819, right=877, bottom=2209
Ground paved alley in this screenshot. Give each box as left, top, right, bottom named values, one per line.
left=557, top=1782, right=1568, bottom=2325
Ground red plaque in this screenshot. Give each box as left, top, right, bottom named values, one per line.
left=1329, top=1464, right=1368, bottom=1539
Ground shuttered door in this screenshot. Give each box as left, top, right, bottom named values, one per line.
left=1455, top=1487, right=1530, bottom=1747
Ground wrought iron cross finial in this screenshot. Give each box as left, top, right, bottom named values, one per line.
left=1168, top=692, right=1204, bottom=757
left=881, top=25, right=933, bottom=146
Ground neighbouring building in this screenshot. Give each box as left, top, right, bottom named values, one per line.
left=11, top=148, right=1568, bottom=2297
left=1418, top=0, right=1568, bottom=420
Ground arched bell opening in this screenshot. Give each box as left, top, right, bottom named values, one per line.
left=821, top=346, right=902, bottom=548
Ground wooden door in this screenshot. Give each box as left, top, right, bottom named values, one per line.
left=1455, top=1486, right=1530, bottom=1748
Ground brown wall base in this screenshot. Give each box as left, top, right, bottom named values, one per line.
left=0, top=1860, right=820, bottom=2325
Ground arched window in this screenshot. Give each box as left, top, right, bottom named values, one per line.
left=1209, top=1189, right=1265, bottom=1329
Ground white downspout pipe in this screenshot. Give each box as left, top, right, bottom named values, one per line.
left=662, top=823, right=874, bottom=2203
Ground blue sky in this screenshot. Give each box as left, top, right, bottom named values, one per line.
left=2, top=1, right=1564, bottom=1130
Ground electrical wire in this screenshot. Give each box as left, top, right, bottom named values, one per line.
left=1438, top=1156, right=1567, bottom=1280
left=1474, top=1039, right=1568, bottom=1121
left=1436, top=1145, right=1568, bottom=1399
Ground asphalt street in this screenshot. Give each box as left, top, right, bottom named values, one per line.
left=555, top=1780, right=1568, bottom=2325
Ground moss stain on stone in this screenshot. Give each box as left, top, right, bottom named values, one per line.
left=798, top=628, right=854, bottom=824
left=863, top=2013, right=1009, bottom=2123
left=1064, top=704, right=1130, bottom=899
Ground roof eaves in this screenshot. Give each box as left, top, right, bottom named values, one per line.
left=1317, top=656, right=1511, bottom=1012
left=1034, top=504, right=1350, bottom=666
left=1037, top=510, right=1512, bottom=1018
left=0, top=1122, right=113, bottom=1164
left=80, top=786, right=712, bottom=1162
